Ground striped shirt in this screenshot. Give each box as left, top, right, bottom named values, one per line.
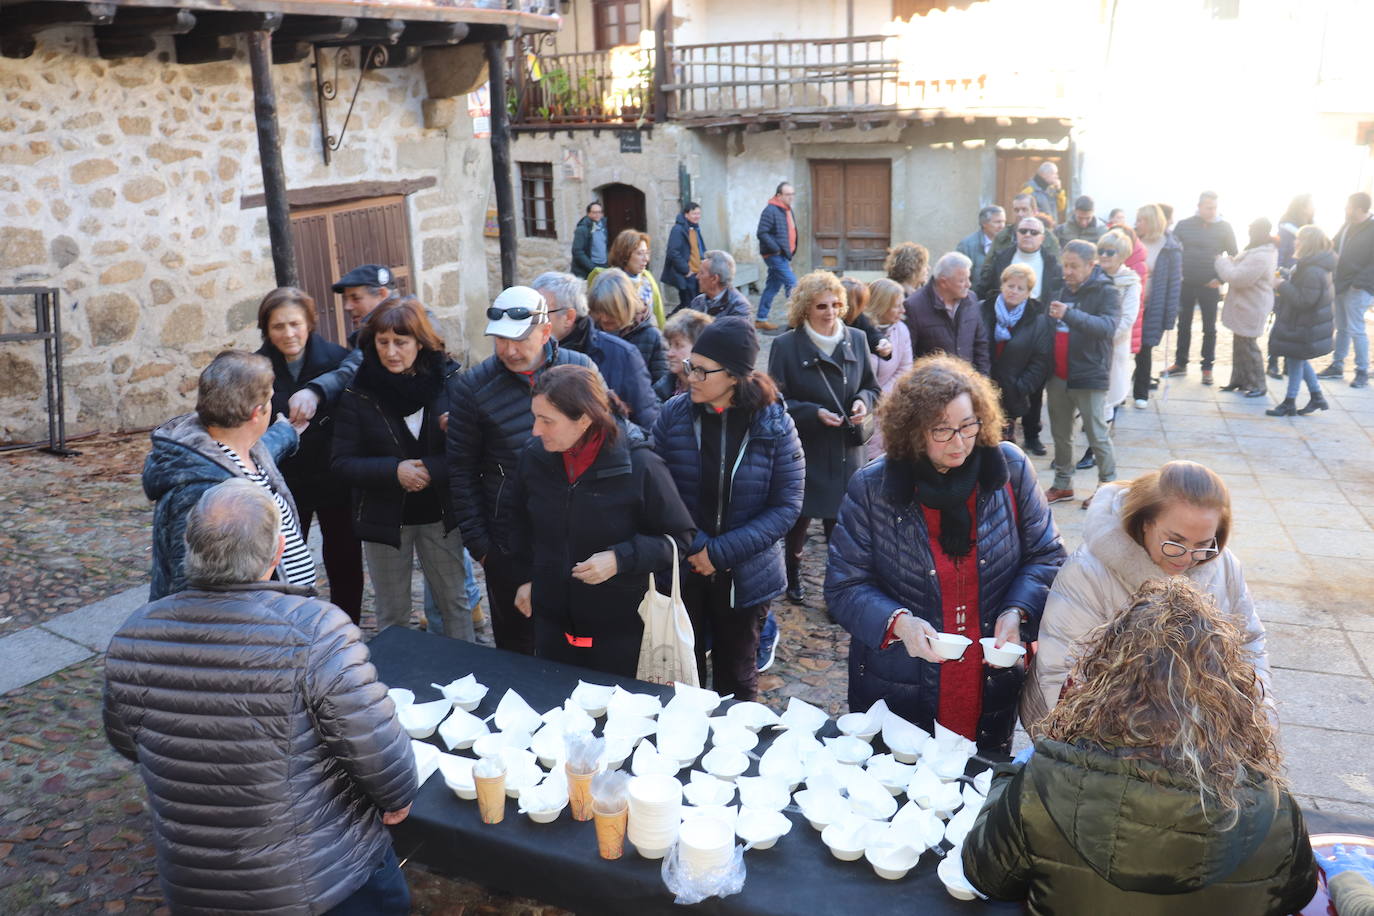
left=214, top=442, right=317, bottom=589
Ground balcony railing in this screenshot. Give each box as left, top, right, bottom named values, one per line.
left=511, top=47, right=656, bottom=126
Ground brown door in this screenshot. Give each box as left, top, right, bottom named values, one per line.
left=289, top=195, right=414, bottom=344
left=599, top=182, right=646, bottom=242
left=809, top=159, right=891, bottom=273
left=996, top=150, right=1069, bottom=216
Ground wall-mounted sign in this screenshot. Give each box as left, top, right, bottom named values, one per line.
left=561, top=147, right=584, bottom=180
left=618, top=130, right=642, bottom=154
left=468, top=84, right=491, bottom=139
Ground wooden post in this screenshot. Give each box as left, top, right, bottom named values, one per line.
left=485, top=37, right=517, bottom=289
left=247, top=30, right=297, bottom=288
left=653, top=8, right=668, bottom=124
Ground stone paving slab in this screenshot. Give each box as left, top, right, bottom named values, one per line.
left=0, top=628, right=92, bottom=695
left=39, top=587, right=145, bottom=654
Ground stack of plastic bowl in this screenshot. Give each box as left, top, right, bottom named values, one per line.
left=677, top=816, right=735, bottom=876
left=627, top=774, right=682, bottom=859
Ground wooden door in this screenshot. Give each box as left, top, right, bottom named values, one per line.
left=809, top=159, right=891, bottom=273
left=600, top=182, right=646, bottom=241
left=290, top=195, right=413, bottom=344
left=996, top=150, right=1069, bottom=215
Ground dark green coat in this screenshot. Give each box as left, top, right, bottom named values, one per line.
left=963, top=738, right=1318, bottom=916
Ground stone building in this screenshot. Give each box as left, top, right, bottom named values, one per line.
left=0, top=0, right=558, bottom=445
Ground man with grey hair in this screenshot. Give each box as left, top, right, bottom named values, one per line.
left=902, top=251, right=990, bottom=374
left=532, top=270, right=588, bottom=342
left=1019, top=160, right=1065, bottom=225
left=685, top=249, right=753, bottom=320
left=957, top=205, right=1006, bottom=280
left=106, top=479, right=417, bottom=914
left=143, top=350, right=311, bottom=600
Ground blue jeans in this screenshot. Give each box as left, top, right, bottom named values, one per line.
left=758, top=255, right=796, bottom=320
left=1331, top=287, right=1373, bottom=373
left=423, top=550, right=479, bottom=638
left=325, top=844, right=409, bottom=915
left=1285, top=359, right=1320, bottom=399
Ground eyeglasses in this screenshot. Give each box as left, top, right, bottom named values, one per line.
left=813, top=301, right=840, bottom=311
left=1097, top=246, right=1120, bottom=257
left=682, top=358, right=729, bottom=382
left=487, top=306, right=546, bottom=321
left=930, top=419, right=982, bottom=442
left=1017, top=228, right=1042, bottom=236
left=1159, top=538, right=1219, bottom=561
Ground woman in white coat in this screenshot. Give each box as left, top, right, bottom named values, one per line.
left=1020, top=460, right=1271, bottom=734
left=1217, top=218, right=1279, bottom=398
left=1097, top=228, right=1142, bottom=416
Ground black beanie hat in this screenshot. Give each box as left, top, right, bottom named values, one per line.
left=690, top=316, right=758, bottom=377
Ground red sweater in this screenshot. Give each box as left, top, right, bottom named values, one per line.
left=922, top=497, right=983, bottom=743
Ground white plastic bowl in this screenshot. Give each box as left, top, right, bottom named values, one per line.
left=633, top=843, right=671, bottom=859
left=821, top=822, right=870, bottom=861
left=793, top=790, right=850, bottom=832
left=683, top=776, right=736, bottom=807
left=701, top=747, right=750, bottom=781
left=865, top=844, right=921, bottom=880
left=836, top=712, right=880, bottom=742
left=736, top=776, right=791, bottom=811
left=387, top=687, right=415, bottom=708
left=930, top=632, right=972, bottom=660
left=736, top=809, right=791, bottom=850
left=527, top=805, right=564, bottom=824
left=397, top=699, right=451, bottom=739
left=979, top=637, right=1027, bottom=668
left=724, top=701, right=781, bottom=732
left=938, top=850, right=979, bottom=900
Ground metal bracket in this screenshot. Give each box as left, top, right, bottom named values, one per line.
left=313, top=44, right=386, bottom=165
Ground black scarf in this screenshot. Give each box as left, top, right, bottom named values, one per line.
left=913, top=448, right=982, bottom=558
left=356, top=348, right=445, bottom=420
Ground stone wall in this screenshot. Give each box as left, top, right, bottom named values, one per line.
left=0, top=29, right=492, bottom=444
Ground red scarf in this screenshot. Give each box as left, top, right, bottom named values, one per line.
left=562, top=427, right=606, bottom=484
left=769, top=195, right=797, bottom=254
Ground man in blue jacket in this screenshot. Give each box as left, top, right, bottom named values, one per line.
left=956, top=205, right=1005, bottom=281
left=662, top=202, right=705, bottom=308
left=756, top=182, right=798, bottom=332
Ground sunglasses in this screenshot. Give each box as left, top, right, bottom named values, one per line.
left=1097, top=246, right=1120, bottom=257
left=487, top=306, right=546, bottom=321
left=1017, top=228, right=1042, bottom=235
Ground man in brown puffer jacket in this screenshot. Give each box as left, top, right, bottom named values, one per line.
left=105, top=479, right=417, bottom=914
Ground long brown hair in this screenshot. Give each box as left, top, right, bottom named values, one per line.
left=1042, top=579, right=1284, bottom=826
left=531, top=364, right=622, bottom=446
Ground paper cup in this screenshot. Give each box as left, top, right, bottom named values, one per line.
left=475, top=773, right=506, bottom=824
left=566, top=764, right=595, bottom=822
left=593, top=803, right=629, bottom=860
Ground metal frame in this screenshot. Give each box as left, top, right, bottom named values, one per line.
left=0, top=287, right=78, bottom=456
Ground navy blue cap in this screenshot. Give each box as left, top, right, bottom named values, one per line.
left=332, top=264, right=393, bottom=293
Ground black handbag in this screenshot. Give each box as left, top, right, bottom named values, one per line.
left=815, top=358, right=874, bottom=447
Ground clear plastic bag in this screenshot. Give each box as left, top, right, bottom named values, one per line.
left=660, top=836, right=746, bottom=905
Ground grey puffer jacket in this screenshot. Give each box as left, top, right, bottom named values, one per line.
left=104, top=582, right=417, bottom=915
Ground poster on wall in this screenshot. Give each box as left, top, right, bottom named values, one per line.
left=469, top=84, right=491, bottom=139
left=484, top=207, right=500, bottom=238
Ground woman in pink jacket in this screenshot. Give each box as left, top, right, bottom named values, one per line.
left=864, top=278, right=914, bottom=460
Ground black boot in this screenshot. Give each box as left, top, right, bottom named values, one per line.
left=1297, top=392, right=1330, bottom=414
left=785, top=559, right=805, bottom=603
left=1267, top=357, right=1284, bottom=380
left=1023, top=436, right=1046, bottom=456
left=1265, top=398, right=1297, bottom=417
left=1075, top=448, right=1096, bottom=470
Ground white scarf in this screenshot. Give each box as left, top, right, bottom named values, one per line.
left=803, top=320, right=845, bottom=357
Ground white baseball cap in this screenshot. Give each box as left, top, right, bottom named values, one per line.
left=484, top=286, right=548, bottom=340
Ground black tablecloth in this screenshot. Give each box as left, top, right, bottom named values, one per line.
left=368, top=626, right=1017, bottom=915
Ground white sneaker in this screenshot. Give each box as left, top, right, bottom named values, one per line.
left=1133, top=399, right=1148, bottom=409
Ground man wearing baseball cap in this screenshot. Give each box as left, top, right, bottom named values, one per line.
left=446, top=286, right=600, bottom=654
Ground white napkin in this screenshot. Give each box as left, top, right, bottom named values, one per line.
left=736, top=775, right=791, bottom=811
left=494, top=689, right=543, bottom=734
left=569, top=680, right=614, bottom=713
left=943, top=802, right=981, bottom=846
left=823, top=735, right=873, bottom=766
left=410, top=739, right=441, bottom=787
left=844, top=767, right=898, bottom=820
left=673, top=681, right=725, bottom=714
left=725, top=701, right=781, bottom=731
left=631, top=739, right=680, bottom=777
left=431, top=674, right=487, bottom=706
left=776, top=696, right=828, bottom=733
left=435, top=752, right=475, bottom=790
left=607, top=686, right=663, bottom=719
left=881, top=713, right=931, bottom=758
left=890, top=800, right=946, bottom=850
left=758, top=739, right=806, bottom=785
left=436, top=707, right=489, bottom=751
left=933, top=721, right=977, bottom=756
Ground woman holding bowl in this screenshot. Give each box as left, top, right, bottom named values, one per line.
left=511, top=365, right=694, bottom=676
left=826, top=355, right=1065, bottom=752
left=767, top=270, right=881, bottom=603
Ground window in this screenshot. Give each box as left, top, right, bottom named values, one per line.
left=594, top=0, right=641, bottom=50
left=519, top=162, right=556, bottom=238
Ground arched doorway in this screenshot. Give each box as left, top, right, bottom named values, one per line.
left=598, top=182, right=646, bottom=242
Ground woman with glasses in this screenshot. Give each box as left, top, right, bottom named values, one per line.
left=652, top=316, right=804, bottom=697
left=767, top=271, right=881, bottom=603
left=1021, top=460, right=1270, bottom=733
left=332, top=297, right=474, bottom=639
left=826, top=355, right=1065, bottom=751
left=588, top=229, right=666, bottom=329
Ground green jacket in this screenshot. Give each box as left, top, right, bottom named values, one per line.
left=963, top=739, right=1318, bottom=916
left=587, top=266, right=666, bottom=330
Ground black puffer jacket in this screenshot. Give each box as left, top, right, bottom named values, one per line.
left=619, top=312, right=669, bottom=386
left=1140, top=232, right=1183, bottom=347
left=964, top=739, right=1318, bottom=916
left=103, top=582, right=417, bottom=915
left=1271, top=249, right=1337, bottom=361
left=331, top=353, right=461, bottom=548
left=259, top=333, right=351, bottom=510
left=981, top=295, right=1055, bottom=418
left=1059, top=266, right=1121, bottom=390
left=445, top=341, right=598, bottom=562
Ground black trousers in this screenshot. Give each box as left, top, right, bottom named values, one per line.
left=483, top=549, right=534, bottom=655
left=533, top=616, right=642, bottom=679
left=785, top=516, right=836, bottom=562
left=1132, top=346, right=1153, bottom=402
left=683, top=570, right=767, bottom=701
left=1175, top=281, right=1221, bottom=370
left=1021, top=388, right=1044, bottom=441
left=297, top=501, right=364, bottom=624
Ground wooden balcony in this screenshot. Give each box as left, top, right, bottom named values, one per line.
left=510, top=46, right=656, bottom=127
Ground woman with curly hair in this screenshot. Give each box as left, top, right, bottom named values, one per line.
left=825, top=355, right=1065, bottom=751
left=965, top=578, right=1317, bottom=915
left=884, top=241, right=930, bottom=296
left=767, top=270, right=880, bottom=603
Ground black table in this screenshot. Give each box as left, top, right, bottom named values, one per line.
left=368, top=626, right=1015, bottom=915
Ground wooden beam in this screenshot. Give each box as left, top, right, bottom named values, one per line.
left=485, top=38, right=518, bottom=289
left=240, top=177, right=437, bottom=210
left=96, top=8, right=196, bottom=60
left=317, top=18, right=404, bottom=47
left=1, top=1, right=115, bottom=58
left=272, top=14, right=356, bottom=63
left=247, top=30, right=298, bottom=288
left=174, top=11, right=281, bottom=64
left=399, top=21, right=468, bottom=47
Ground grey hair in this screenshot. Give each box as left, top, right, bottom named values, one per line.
left=932, top=251, right=973, bottom=280
left=1063, top=239, right=1097, bottom=263
left=531, top=271, right=588, bottom=317
left=1037, top=161, right=1058, bottom=176
left=978, top=205, right=1004, bottom=227
left=1012, top=192, right=1035, bottom=207
left=183, top=479, right=281, bottom=586
left=196, top=350, right=274, bottom=429
left=701, top=250, right=735, bottom=285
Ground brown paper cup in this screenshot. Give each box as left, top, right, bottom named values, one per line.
left=566, top=764, right=595, bottom=822
left=475, top=773, right=506, bottom=824
left=593, top=804, right=628, bottom=860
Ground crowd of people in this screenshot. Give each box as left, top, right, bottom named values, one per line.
left=105, top=180, right=1374, bottom=914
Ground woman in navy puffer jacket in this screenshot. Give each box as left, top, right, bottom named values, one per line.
left=652, top=317, right=804, bottom=700
left=825, top=355, right=1065, bottom=753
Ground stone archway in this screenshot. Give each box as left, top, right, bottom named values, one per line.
left=597, top=182, right=646, bottom=243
